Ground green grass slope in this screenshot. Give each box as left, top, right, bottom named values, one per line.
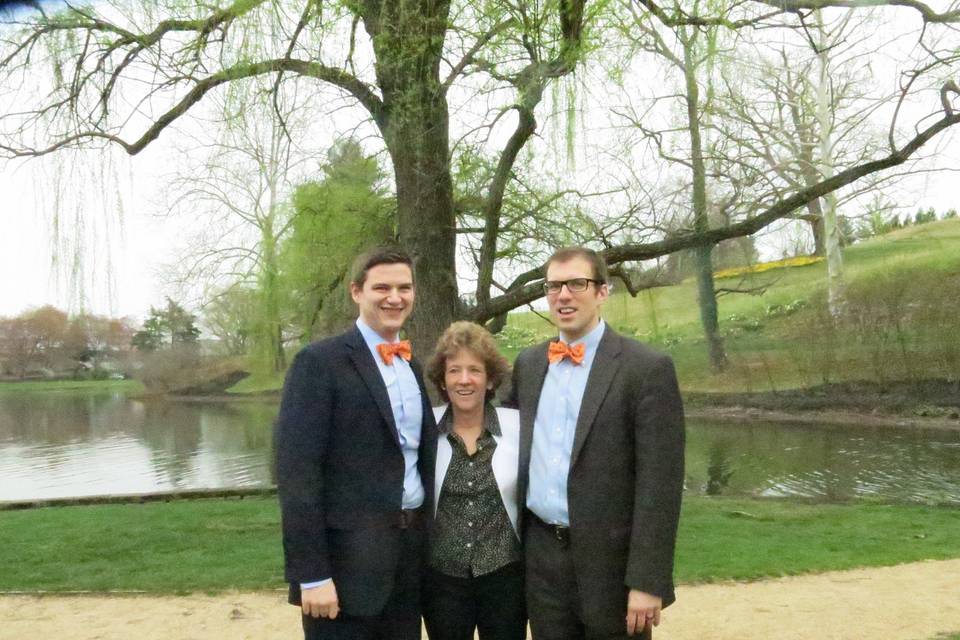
left=505, top=218, right=960, bottom=393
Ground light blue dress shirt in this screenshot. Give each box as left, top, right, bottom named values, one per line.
left=302, top=319, right=425, bottom=589
left=355, top=318, right=425, bottom=510
left=527, top=319, right=606, bottom=527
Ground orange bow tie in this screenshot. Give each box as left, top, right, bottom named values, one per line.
left=377, top=340, right=412, bottom=365
left=548, top=341, right=585, bottom=365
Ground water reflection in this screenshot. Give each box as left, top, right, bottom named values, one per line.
left=2, top=393, right=959, bottom=504
left=704, top=441, right=735, bottom=496
left=0, top=393, right=278, bottom=501
left=684, top=418, right=960, bottom=504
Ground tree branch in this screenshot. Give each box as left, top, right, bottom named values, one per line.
left=469, top=108, right=960, bottom=322
left=755, top=0, right=960, bottom=23
left=1, top=58, right=384, bottom=157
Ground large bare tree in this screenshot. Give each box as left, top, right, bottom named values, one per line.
left=2, top=0, right=959, bottom=352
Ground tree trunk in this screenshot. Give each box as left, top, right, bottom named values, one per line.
left=815, top=10, right=846, bottom=317
left=683, top=28, right=728, bottom=373
left=260, top=181, right=285, bottom=373
left=369, top=0, right=458, bottom=355
left=694, top=245, right=727, bottom=371
left=388, top=114, right=459, bottom=355
left=805, top=200, right=826, bottom=256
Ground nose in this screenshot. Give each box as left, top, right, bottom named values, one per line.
left=456, top=369, right=471, bottom=384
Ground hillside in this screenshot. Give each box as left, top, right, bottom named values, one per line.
left=504, top=218, right=960, bottom=398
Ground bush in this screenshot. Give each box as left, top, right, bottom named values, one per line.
left=785, top=266, right=960, bottom=385
left=134, top=346, right=205, bottom=394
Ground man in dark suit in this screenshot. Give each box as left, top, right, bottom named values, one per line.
left=275, top=246, right=436, bottom=640
left=507, top=246, right=685, bottom=639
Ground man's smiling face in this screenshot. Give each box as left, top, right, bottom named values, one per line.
left=351, top=263, right=415, bottom=341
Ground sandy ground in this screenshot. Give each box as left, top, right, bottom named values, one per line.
left=1, top=559, right=958, bottom=640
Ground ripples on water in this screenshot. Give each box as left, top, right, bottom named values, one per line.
left=684, top=418, right=960, bottom=505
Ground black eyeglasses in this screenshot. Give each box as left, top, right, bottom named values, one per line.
left=542, top=278, right=603, bottom=295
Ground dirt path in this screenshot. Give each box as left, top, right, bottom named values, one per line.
left=2, top=559, right=958, bottom=640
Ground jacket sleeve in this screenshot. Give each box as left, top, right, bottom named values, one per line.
left=275, top=346, right=334, bottom=584
left=501, top=351, right=522, bottom=409
left=626, top=354, right=685, bottom=606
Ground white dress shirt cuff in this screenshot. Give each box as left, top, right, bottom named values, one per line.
left=301, top=578, right=332, bottom=590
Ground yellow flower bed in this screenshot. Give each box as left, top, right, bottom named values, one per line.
left=714, top=255, right=824, bottom=279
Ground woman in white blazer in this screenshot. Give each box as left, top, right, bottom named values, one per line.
left=423, top=321, right=525, bottom=640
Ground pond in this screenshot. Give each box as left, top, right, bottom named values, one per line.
left=1, top=391, right=958, bottom=504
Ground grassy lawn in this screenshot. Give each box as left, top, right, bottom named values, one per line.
left=227, top=370, right=285, bottom=395
left=1, top=496, right=957, bottom=593
left=0, top=379, right=144, bottom=395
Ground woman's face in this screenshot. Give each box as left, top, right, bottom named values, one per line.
left=444, top=348, right=490, bottom=415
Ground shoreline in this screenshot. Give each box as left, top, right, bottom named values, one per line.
left=4, top=379, right=957, bottom=431
left=163, top=391, right=960, bottom=431
left=685, top=406, right=960, bottom=431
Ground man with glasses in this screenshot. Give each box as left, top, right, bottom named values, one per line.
left=506, top=246, right=685, bottom=639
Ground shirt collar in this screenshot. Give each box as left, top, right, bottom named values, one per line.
left=437, top=403, right=502, bottom=437
left=356, top=317, right=401, bottom=349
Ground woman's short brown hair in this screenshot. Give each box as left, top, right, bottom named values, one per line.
left=427, top=321, right=511, bottom=403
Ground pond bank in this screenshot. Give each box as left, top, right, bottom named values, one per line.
left=687, top=406, right=960, bottom=431
left=169, top=377, right=960, bottom=431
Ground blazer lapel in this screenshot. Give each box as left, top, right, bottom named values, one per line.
left=518, top=342, right=550, bottom=467
left=570, top=327, right=622, bottom=468
left=516, top=342, right=550, bottom=532
left=346, top=326, right=400, bottom=446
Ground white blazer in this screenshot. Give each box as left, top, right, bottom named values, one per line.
left=432, top=405, right=521, bottom=537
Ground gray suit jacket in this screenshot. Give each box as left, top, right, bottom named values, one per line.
left=506, top=325, right=685, bottom=624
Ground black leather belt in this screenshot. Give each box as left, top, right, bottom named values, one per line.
left=527, top=510, right=570, bottom=548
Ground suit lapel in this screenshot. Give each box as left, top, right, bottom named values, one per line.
left=517, top=342, right=550, bottom=528
left=345, top=326, right=400, bottom=447
left=518, top=342, right=550, bottom=468
left=570, top=327, right=622, bottom=468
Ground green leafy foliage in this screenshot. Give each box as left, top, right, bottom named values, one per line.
left=131, top=299, right=200, bottom=352
left=278, top=139, right=395, bottom=342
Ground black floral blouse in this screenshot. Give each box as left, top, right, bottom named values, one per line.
left=431, top=405, right=522, bottom=578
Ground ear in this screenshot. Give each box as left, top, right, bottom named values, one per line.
left=597, top=282, right=610, bottom=302
left=349, top=282, right=362, bottom=303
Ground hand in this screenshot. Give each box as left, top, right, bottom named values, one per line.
left=301, top=581, right=340, bottom=619
left=625, top=589, right=661, bottom=636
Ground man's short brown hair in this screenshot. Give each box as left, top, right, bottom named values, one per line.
left=545, top=246, right=609, bottom=284
left=350, top=246, right=414, bottom=288
left=427, top=321, right=511, bottom=404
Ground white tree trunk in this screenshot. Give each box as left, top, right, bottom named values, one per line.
left=815, top=10, right=846, bottom=318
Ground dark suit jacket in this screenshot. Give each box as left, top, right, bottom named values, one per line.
left=507, top=326, right=685, bottom=628
left=275, top=326, right=436, bottom=616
